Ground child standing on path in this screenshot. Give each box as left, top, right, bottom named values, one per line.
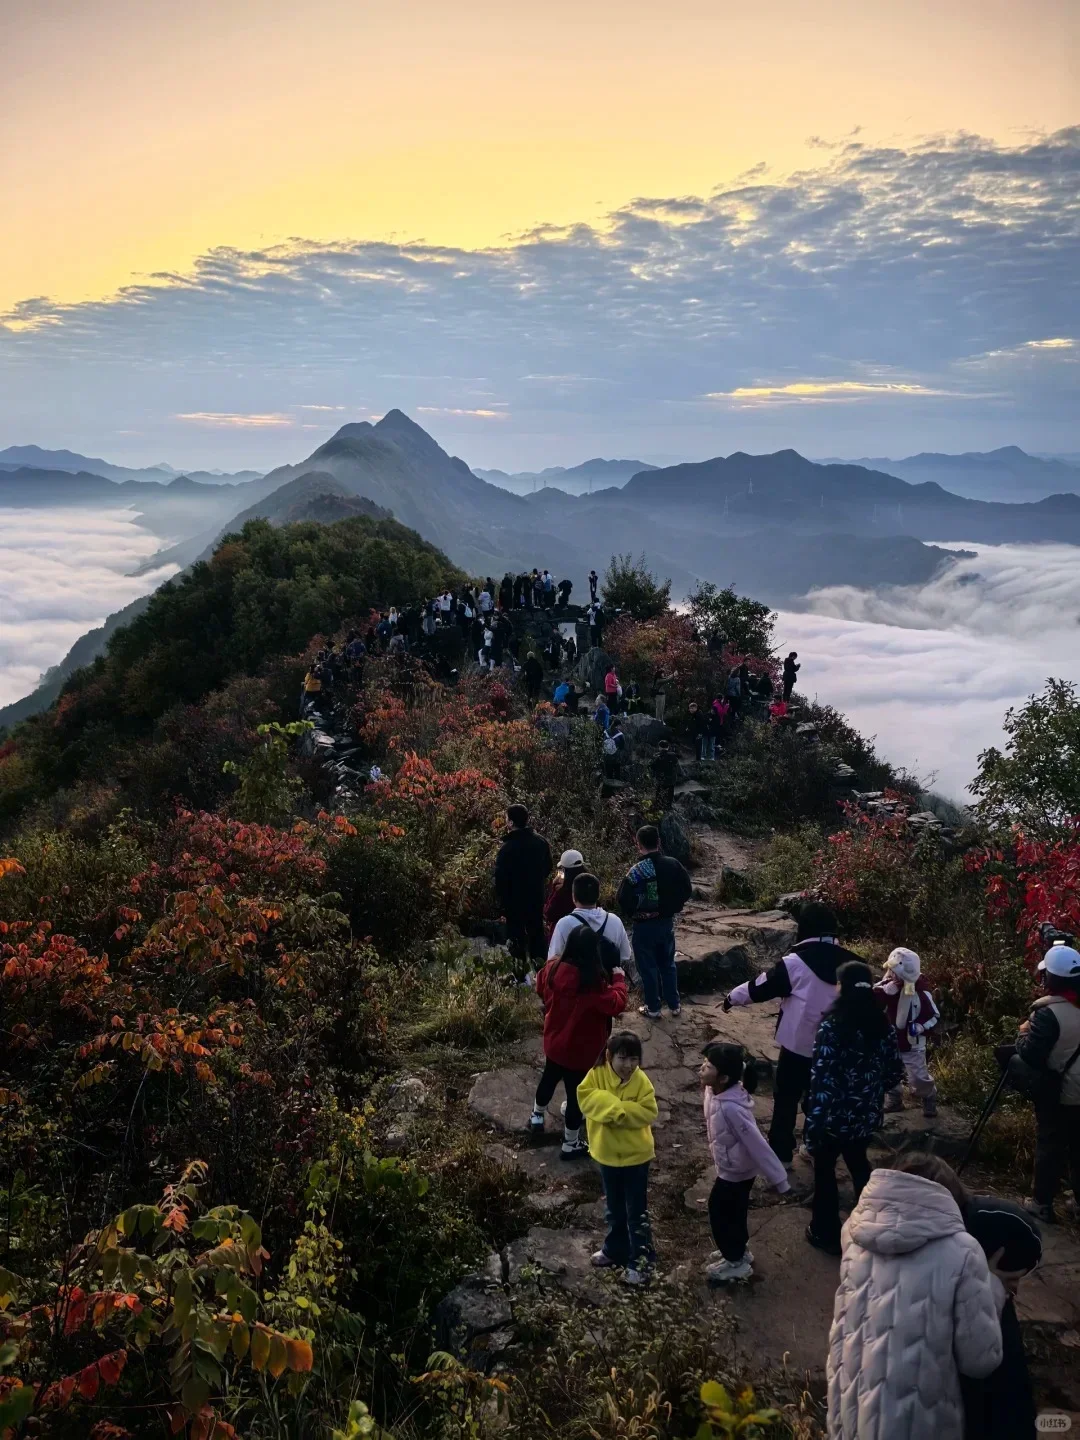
left=700, top=1043, right=790, bottom=1283
left=578, top=1031, right=658, bottom=1286
left=874, top=946, right=940, bottom=1117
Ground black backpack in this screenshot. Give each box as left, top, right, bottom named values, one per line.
left=572, top=913, right=622, bottom=977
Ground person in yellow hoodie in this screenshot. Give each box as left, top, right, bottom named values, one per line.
left=578, top=1030, right=658, bottom=1285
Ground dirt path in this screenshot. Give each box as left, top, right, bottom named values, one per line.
left=468, top=823, right=1080, bottom=1414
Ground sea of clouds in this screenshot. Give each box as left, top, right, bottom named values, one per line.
left=0, top=507, right=178, bottom=708
left=776, top=542, right=1080, bottom=802
left=2, top=515, right=1077, bottom=804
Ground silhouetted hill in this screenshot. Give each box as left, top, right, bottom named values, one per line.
left=0, top=444, right=260, bottom=485
left=613, top=449, right=1080, bottom=545
left=845, top=446, right=1080, bottom=503
left=475, top=457, right=657, bottom=495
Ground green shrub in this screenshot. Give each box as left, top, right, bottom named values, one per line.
left=748, top=825, right=822, bottom=906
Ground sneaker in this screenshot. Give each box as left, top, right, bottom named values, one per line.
left=805, top=1226, right=842, bottom=1257
left=560, top=1135, right=589, bottom=1159
left=1024, top=1198, right=1057, bottom=1224
left=638, top=1005, right=662, bottom=1020
left=796, top=1143, right=813, bottom=1162
left=526, top=1109, right=546, bottom=1134
left=707, top=1249, right=753, bottom=1266
left=669, top=1005, right=682, bottom=1017
left=922, top=1097, right=938, bottom=1119
left=622, top=1267, right=650, bottom=1287
left=560, top=1100, right=567, bottom=1116
left=706, top=1256, right=752, bottom=1284
left=591, top=1249, right=619, bottom=1268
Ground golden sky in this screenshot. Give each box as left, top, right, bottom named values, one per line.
left=4, top=0, right=1077, bottom=312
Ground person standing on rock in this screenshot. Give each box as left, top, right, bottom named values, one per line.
left=782, top=651, right=800, bottom=702
left=651, top=668, right=676, bottom=722
left=494, top=805, right=552, bottom=979
left=523, top=650, right=544, bottom=702
left=650, top=739, right=680, bottom=811
left=588, top=568, right=599, bottom=603
left=700, top=1043, right=790, bottom=1284
left=617, top=824, right=693, bottom=1021
left=724, top=901, right=859, bottom=1166
left=578, top=1030, right=658, bottom=1284
left=874, top=947, right=940, bottom=1118
left=802, top=960, right=904, bottom=1254
left=531, top=878, right=630, bottom=1157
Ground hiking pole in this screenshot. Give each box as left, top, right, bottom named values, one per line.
left=956, top=1066, right=1010, bottom=1175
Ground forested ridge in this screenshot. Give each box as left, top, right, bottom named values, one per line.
left=2, top=520, right=1079, bottom=1438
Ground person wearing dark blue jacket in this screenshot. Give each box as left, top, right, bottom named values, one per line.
left=802, top=960, right=903, bottom=1254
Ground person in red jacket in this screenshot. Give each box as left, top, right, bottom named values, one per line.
left=529, top=919, right=628, bottom=1158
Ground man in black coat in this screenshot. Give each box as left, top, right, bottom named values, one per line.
left=494, top=805, right=553, bottom=976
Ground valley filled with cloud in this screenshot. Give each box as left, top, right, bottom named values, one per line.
left=0, top=509, right=177, bottom=707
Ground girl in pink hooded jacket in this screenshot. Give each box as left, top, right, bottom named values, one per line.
left=699, top=1043, right=789, bottom=1284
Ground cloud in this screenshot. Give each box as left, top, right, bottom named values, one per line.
left=416, top=407, right=508, bottom=419
left=175, top=412, right=294, bottom=427
left=778, top=541, right=1080, bottom=799
left=1, top=127, right=1078, bottom=466
left=704, top=380, right=960, bottom=404
left=0, top=507, right=178, bottom=706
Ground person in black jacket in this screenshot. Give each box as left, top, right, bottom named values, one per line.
left=650, top=740, right=680, bottom=810
left=494, top=805, right=553, bottom=976
left=617, top=824, right=693, bottom=1019
left=782, top=651, right=800, bottom=702
left=523, top=651, right=544, bottom=702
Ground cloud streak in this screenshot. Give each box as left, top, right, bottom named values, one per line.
left=1, top=128, right=1077, bottom=467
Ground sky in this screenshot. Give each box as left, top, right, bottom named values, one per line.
left=1, top=0, right=1078, bottom=470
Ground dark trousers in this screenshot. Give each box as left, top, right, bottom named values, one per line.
left=535, top=1059, right=586, bottom=1130
left=1033, top=1100, right=1080, bottom=1207
left=708, top=1176, right=754, bottom=1262
left=598, top=1161, right=654, bottom=1269
left=769, top=1047, right=812, bottom=1163
left=505, top=907, right=546, bottom=970
left=632, top=917, right=679, bottom=1014
left=809, top=1136, right=871, bottom=1246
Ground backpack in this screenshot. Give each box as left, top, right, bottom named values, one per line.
left=602, top=734, right=618, bottom=755
left=572, top=913, right=621, bottom=976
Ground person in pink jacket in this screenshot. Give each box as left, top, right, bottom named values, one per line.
left=699, top=1042, right=790, bottom=1284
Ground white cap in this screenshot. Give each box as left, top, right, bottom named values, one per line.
left=558, top=849, right=584, bottom=869
left=1039, top=944, right=1080, bottom=978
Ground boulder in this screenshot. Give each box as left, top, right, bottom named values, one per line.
left=575, top=646, right=614, bottom=698
left=659, top=810, right=692, bottom=865
left=470, top=1064, right=550, bottom=1133
left=621, top=713, right=672, bottom=746
left=505, top=1227, right=607, bottom=1302
left=676, top=940, right=754, bottom=993
left=435, top=1273, right=514, bottom=1361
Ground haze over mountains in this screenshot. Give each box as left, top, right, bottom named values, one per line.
left=473, top=458, right=659, bottom=496
left=4, top=409, right=1080, bottom=731
left=0, top=443, right=260, bottom=486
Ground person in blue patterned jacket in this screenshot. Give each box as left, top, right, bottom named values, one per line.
left=803, top=959, right=903, bottom=1255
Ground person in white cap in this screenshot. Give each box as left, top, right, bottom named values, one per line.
left=873, top=946, right=940, bottom=1118
left=543, top=849, right=587, bottom=939
left=1016, top=939, right=1080, bottom=1222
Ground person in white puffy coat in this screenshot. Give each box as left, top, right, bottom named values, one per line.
left=828, top=1164, right=1003, bottom=1440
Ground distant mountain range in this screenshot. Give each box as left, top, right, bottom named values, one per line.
left=0, top=443, right=260, bottom=486
left=821, top=446, right=1080, bottom=503
left=5, top=420, right=1080, bottom=727
left=473, top=458, right=657, bottom=495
